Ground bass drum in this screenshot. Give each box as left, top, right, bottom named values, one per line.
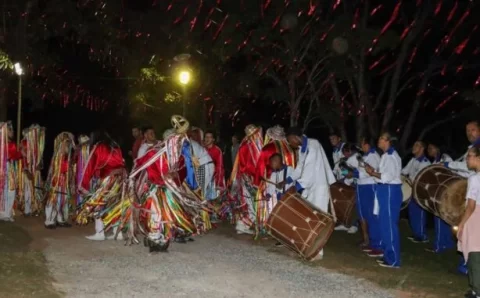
left=266, top=192, right=334, bottom=261
left=330, top=182, right=356, bottom=226
left=401, top=176, right=412, bottom=210
left=412, top=165, right=467, bottom=226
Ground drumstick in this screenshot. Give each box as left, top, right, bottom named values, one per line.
left=261, top=177, right=277, bottom=186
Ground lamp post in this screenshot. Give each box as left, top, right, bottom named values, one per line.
left=14, top=63, right=23, bottom=146
left=178, top=70, right=191, bottom=117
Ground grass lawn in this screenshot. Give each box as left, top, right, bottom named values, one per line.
left=0, top=221, right=61, bottom=298
left=215, top=218, right=468, bottom=297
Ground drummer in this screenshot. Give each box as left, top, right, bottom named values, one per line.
left=365, top=132, right=403, bottom=268
left=444, top=120, right=480, bottom=275
left=424, top=142, right=456, bottom=253
left=344, top=137, right=381, bottom=252
left=402, top=141, right=431, bottom=244
left=330, top=143, right=365, bottom=234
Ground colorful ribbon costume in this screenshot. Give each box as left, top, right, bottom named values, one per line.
left=44, top=132, right=75, bottom=227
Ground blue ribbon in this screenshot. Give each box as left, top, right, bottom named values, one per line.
left=181, top=140, right=198, bottom=190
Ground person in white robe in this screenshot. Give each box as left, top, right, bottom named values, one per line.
left=284, top=128, right=336, bottom=258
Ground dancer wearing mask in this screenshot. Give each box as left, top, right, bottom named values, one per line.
left=44, top=132, right=75, bottom=229
left=77, top=131, right=126, bottom=241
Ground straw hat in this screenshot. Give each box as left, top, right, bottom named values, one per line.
left=78, top=135, right=90, bottom=145
left=266, top=125, right=286, bottom=141
left=244, top=124, right=259, bottom=137
left=171, top=115, right=190, bottom=134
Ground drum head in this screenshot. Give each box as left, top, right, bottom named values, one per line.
left=438, top=179, right=467, bottom=226
left=401, top=176, right=412, bottom=201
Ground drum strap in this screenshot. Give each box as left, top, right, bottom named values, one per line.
left=321, top=161, right=337, bottom=223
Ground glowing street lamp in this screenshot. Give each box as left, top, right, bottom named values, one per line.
left=14, top=63, right=23, bottom=145
left=177, top=70, right=192, bottom=117
left=178, top=70, right=191, bottom=85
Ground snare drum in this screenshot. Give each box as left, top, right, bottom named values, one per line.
left=266, top=192, right=335, bottom=261
left=413, top=165, right=467, bottom=226
left=401, top=176, right=412, bottom=210
left=330, top=182, right=356, bottom=226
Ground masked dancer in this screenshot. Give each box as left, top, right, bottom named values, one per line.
left=127, top=117, right=204, bottom=252
left=229, top=124, right=263, bottom=235
left=76, top=131, right=126, bottom=241
left=44, top=132, right=75, bottom=229
left=0, top=122, right=21, bottom=221
left=253, top=125, right=295, bottom=235
left=18, top=125, right=45, bottom=216
left=74, top=134, right=90, bottom=207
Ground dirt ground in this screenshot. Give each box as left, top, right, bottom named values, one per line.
left=0, top=217, right=468, bottom=298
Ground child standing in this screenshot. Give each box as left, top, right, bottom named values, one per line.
left=458, top=145, right=480, bottom=298
left=265, top=153, right=295, bottom=247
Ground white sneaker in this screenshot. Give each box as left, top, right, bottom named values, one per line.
left=347, top=226, right=358, bottom=234
left=235, top=221, right=254, bottom=235
left=107, top=233, right=124, bottom=240
left=85, top=233, right=106, bottom=241
left=334, top=224, right=348, bottom=231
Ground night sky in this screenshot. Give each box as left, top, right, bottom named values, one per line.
left=1, top=0, right=479, bottom=167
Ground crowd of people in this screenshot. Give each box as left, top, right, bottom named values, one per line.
left=1, top=116, right=480, bottom=297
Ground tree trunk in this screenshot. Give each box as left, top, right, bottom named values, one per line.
left=0, top=78, right=6, bottom=122
left=329, top=78, right=347, bottom=140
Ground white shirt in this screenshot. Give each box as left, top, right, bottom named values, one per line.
left=432, top=153, right=453, bottom=164
left=137, top=142, right=156, bottom=158
left=401, top=155, right=431, bottom=181
left=447, top=140, right=480, bottom=177
left=266, top=166, right=294, bottom=200
left=347, top=149, right=381, bottom=185
left=332, top=142, right=345, bottom=180
left=376, top=147, right=402, bottom=184
left=466, top=173, right=480, bottom=205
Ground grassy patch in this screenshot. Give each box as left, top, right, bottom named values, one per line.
left=0, top=222, right=61, bottom=298
left=214, top=219, right=467, bottom=297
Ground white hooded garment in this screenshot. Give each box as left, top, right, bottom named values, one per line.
left=288, top=136, right=336, bottom=212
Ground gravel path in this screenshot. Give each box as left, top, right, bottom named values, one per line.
left=43, top=233, right=394, bottom=298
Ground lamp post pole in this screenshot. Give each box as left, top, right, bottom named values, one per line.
left=14, top=63, right=23, bottom=146
left=16, top=75, right=22, bottom=146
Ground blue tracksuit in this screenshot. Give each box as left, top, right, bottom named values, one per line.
left=356, top=184, right=381, bottom=249
left=377, top=183, right=403, bottom=266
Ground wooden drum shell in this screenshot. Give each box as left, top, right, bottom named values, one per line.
left=265, top=192, right=334, bottom=261
left=412, top=165, right=467, bottom=226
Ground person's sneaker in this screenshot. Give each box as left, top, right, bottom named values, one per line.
left=57, top=222, right=72, bottom=228
left=334, top=224, right=349, bottom=231
left=275, top=241, right=283, bottom=247
left=367, top=250, right=384, bottom=258
left=85, top=233, right=106, bottom=241
left=347, top=226, right=358, bottom=234
left=378, top=261, right=399, bottom=269
left=411, top=237, right=429, bottom=244
left=236, top=221, right=254, bottom=235
left=44, top=224, right=56, bottom=229
left=361, top=246, right=373, bottom=253
left=407, top=236, right=428, bottom=243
